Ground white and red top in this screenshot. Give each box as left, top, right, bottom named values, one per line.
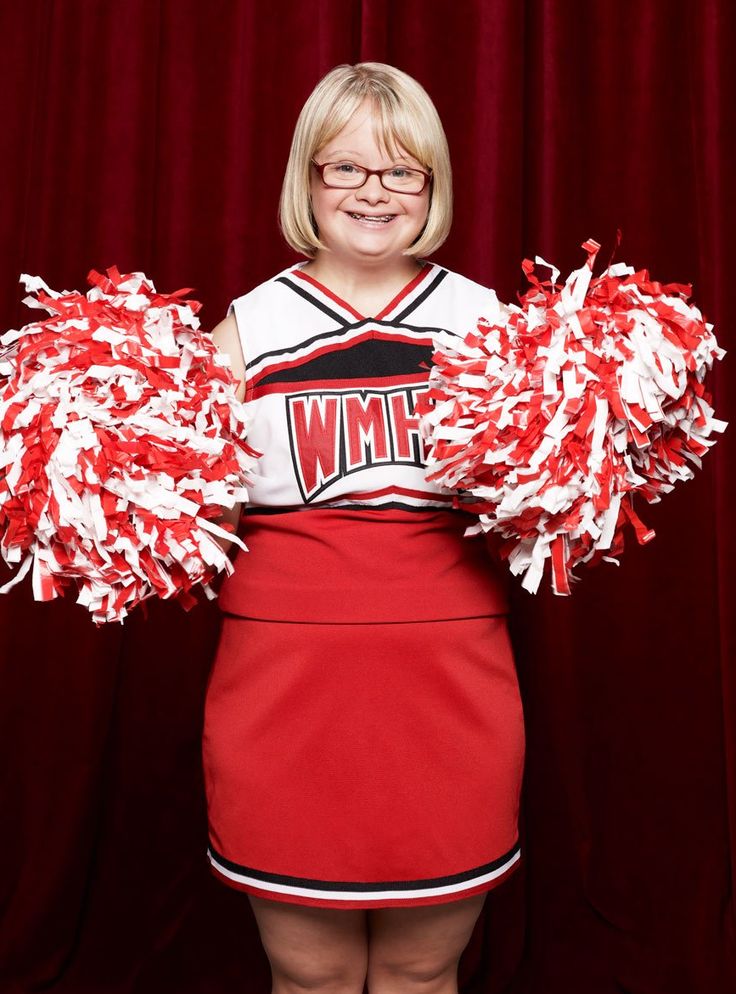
left=218, top=260, right=510, bottom=622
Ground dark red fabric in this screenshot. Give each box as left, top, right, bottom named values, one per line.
left=0, top=1, right=733, bottom=992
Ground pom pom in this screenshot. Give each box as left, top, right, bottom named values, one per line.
left=416, top=236, right=728, bottom=594
left=0, top=266, right=260, bottom=623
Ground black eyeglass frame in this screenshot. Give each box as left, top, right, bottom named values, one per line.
left=310, top=158, right=433, bottom=195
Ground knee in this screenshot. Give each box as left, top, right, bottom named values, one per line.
left=367, top=956, right=459, bottom=994
left=248, top=897, right=368, bottom=994
left=272, top=964, right=366, bottom=994
left=271, top=955, right=367, bottom=994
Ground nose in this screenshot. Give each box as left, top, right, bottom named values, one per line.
left=356, top=172, right=391, bottom=204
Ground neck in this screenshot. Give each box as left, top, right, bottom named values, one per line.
left=300, top=254, right=424, bottom=295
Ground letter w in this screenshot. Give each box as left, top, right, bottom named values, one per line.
left=289, top=395, right=340, bottom=499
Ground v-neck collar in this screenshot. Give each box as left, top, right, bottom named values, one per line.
left=290, top=261, right=434, bottom=321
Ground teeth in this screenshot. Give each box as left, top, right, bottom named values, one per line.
left=349, top=213, right=395, bottom=222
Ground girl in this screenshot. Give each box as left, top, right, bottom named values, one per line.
left=203, top=63, right=526, bottom=994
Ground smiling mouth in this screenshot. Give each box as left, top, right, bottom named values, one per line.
left=346, top=212, right=398, bottom=225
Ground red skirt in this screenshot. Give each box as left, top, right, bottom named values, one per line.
left=201, top=613, right=525, bottom=909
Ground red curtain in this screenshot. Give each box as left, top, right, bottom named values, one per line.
left=1, top=2, right=734, bottom=991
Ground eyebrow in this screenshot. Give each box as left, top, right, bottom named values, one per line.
left=325, top=149, right=414, bottom=163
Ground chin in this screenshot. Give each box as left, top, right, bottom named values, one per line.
left=324, top=237, right=396, bottom=257
left=350, top=245, right=409, bottom=261
left=346, top=231, right=422, bottom=253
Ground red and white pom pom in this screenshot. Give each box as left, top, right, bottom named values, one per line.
left=0, top=266, right=260, bottom=623
left=416, top=237, right=728, bottom=594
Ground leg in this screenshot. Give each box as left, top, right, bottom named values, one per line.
left=366, top=892, right=487, bottom=994
left=248, top=894, right=369, bottom=994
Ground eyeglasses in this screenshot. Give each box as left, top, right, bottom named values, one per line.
left=310, top=159, right=432, bottom=195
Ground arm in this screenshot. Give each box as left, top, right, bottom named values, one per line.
left=210, top=313, right=247, bottom=554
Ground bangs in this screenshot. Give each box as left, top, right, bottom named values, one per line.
left=314, top=89, right=430, bottom=169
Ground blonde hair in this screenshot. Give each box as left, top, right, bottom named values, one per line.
left=278, top=63, right=452, bottom=259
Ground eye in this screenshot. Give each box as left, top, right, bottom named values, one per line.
left=388, top=167, right=410, bottom=178
left=335, top=162, right=360, bottom=174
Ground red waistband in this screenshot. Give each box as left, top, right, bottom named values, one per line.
left=217, top=507, right=509, bottom=623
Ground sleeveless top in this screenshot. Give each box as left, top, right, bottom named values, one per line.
left=217, top=259, right=510, bottom=623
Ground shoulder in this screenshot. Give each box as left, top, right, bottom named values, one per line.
left=209, top=270, right=299, bottom=390
left=426, top=262, right=504, bottom=323
left=228, top=264, right=301, bottom=315
left=432, top=262, right=497, bottom=297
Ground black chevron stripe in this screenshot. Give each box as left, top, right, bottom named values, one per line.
left=255, top=338, right=432, bottom=387
left=275, top=276, right=351, bottom=325
left=393, top=267, right=449, bottom=322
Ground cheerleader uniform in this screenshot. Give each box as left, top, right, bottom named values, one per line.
left=201, top=259, right=526, bottom=909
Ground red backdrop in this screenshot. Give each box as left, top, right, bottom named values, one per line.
left=1, top=2, right=734, bottom=992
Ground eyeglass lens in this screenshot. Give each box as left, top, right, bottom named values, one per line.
left=322, top=162, right=426, bottom=193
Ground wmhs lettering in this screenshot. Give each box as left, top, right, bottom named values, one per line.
left=287, top=387, right=429, bottom=501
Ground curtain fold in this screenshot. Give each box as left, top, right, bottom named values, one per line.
left=0, top=2, right=733, bottom=992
